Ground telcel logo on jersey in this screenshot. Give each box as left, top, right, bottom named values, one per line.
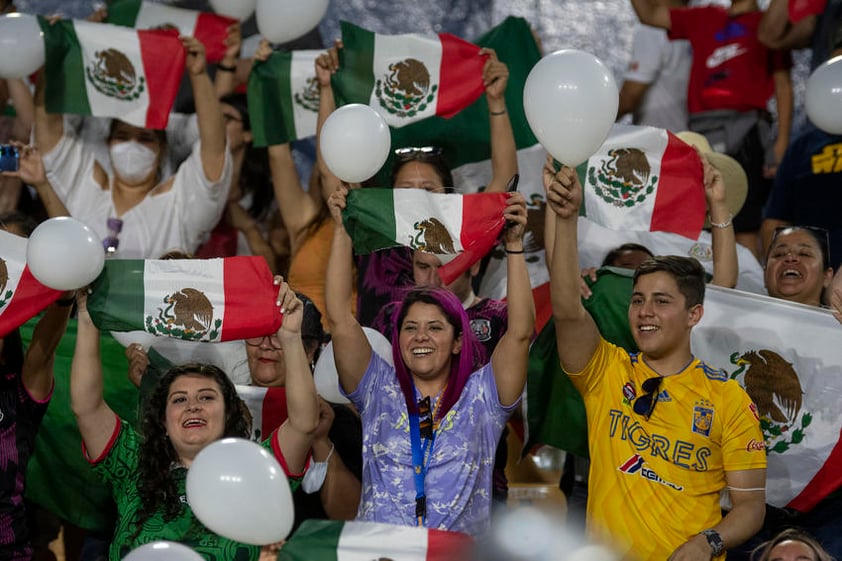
left=618, top=454, right=684, bottom=491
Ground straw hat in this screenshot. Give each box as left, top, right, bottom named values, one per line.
left=676, top=131, right=748, bottom=227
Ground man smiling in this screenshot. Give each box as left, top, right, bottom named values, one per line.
left=545, top=158, right=767, bottom=560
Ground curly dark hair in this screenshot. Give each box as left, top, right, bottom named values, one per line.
left=133, top=363, right=251, bottom=532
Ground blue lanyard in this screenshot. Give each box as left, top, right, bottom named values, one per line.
left=408, top=410, right=436, bottom=527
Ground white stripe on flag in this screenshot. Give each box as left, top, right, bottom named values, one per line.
left=337, top=521, right=429, bottom=561
left=370, top=33, right=443, bottom=127
left=135, top=2, right=199, bottom=36
left=236, top=385, right=268, bottom=442
left=583, top=125, right=670, bottom=231
left=290, top=50, right=320, bottom=139
left=142, top=259, right=226, bottom=339
left=0, top=233, right=27, bottom=313
left=74, top=20, right=152, bottom=127
left=692, top=286, right=842, bottom=507
left=393, top=191, right=465, bottom=252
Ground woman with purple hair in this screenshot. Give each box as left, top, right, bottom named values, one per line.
left=324, top=185, right=534, bottom=537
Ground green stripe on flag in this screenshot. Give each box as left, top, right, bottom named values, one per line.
left=105, top=0, right=142, bottom=27
left=342, top=189, right=399, bottom=254
left=525, top=268, right=637, bottom=458
left=248, top=51, right=298, bottom=147
left=88, top=260, right=146, bottom=332
left=39, top=18, right=92, bottom=118
left=280, top=519, right=344, bottom=561
left=334, top=21, right=376, bottom=105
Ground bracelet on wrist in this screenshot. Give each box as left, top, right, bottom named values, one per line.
left=216, top=63, right=237, bottom=73
left=709, top=214, right=733, bottom=229
left=489, top=109, right=507, bottom=116
left=505, top=248, right=524, bottom=254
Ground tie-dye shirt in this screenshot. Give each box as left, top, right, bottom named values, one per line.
left=346, top=353, right=517, bottom=537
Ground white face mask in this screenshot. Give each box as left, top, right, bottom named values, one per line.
left=109, top=140, right=158, bottom=184
left=301, top=444, right=334, bottom=494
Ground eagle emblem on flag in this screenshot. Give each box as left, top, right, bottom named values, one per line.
left=293, top=76, right=321, bottom=113
left=145, top=287, right=221, bottom=341
left=375, top=58, right=438, bottom=118
left=0, top=258, right=9, bottom=310
left=410, top=217, right=456, bottom=254
left=729, top=349, right=812, bottom=454
left=588, top=147, right=658, bottom=208
left=86, top=48, right=146, bottom=101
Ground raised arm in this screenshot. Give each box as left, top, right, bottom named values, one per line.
left=482, top=49, right=518, bottom=194
left=213, top=23, right=242, bottom=98
left=273, top=278, right=320, bottom=473
left=703, top=155, right=738, bottom=288
left=324, top=186, right=371, bottom=394
left=546, top=156, right=601, bottom=372
left=490, top=192, right=535, bottom=405
left=71, top=291, right=118, bottom=460
left=21, top=296, right=73, bottom=401
left=830, top=267, right=842, bottom=325
left=758, top=0, right=817, bottom=50
left=183, top=36, right=227, bottom=182
left=6, top=78, right=34, bottom=142
left=771, top=68, right=793, bottom=174
left=630, top=0, right=673, bottom=30
left=617, top=80, right=650, bottom=122
left=315, top=40, right=345, bottom=191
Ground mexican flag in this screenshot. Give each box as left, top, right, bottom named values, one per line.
left=105, top=0, right=236, bottom=62
left=87, top=257, right=282, bottom=343
left=237, top=385, right=288, bottom=442
left=39, top=18, right=186, bottom=129
left=575, top=125, right=707, bottom=239
left=342, top=189, right=508, bottom=284
left=525, top=269, right=842, bottom=511
left=0, top=230, right=62, bottom=339
left=248, top=50, right=321, bottom=147
left=333, top=21, right=487, bottom=129
left=280, top=520, right=474, bottom=561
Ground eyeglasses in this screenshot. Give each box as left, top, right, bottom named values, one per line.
left=103, top=217, right=123, bottom=256
left=633, top=376, right=663, bottom=420
left=770, top=225, right=831, bottom=268
left=245, top=334, right=283, bottom=351
left=417, top=396, right=433, bottom=439
left=394, top=146, right=444, bottom=163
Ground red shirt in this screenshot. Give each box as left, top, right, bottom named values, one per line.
left=669, top=7, right=791, bottom=114
left=789, top=0, right=827, bottom=23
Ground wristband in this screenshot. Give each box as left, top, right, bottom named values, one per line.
left=216, top=63, right=237, bottom=73
left=709, top=214, right=733, bottom=229
left=505, top=248, right=524, bottom=254
left=700, top=529, right=724, bottom=556
left=489, top=109, right=507, bottom=116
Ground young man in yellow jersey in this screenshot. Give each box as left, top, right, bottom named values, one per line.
left=545, top=155, right=767, bottom=561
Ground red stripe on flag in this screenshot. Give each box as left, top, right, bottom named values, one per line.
left=532, top=282, right=552, bottom=333
left=137, top=29, right=186, bottom=129
left=261, top=386, right=288, bottom=439
left=219, top=256, right=283, bottom=341
left=0, top=267, right=62, bottom=339
left=787, top=436, right=842, bottom=512
left=435, top=33, right=485, bottom=119
left=194, top=12, right=237, bottom=63
left=439, top=192, right=507, bottom=285
left=648, top=132, right=706, bottom=238
left=425, top=528, right=474, bottom=561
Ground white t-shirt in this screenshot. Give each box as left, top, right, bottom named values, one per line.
left=623, top=25, right=692, bottom=132
left=42, top=122, right=232, bottom=259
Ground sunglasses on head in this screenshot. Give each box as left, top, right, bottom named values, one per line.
left=633, top=376, right=663, bottom=420
left=394, top=146, right=444, bottom=163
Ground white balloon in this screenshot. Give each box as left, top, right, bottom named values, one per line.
left=186, top=438, right=294, bottom=545
left=523, top=49, right=619, bottom=167
left=255, top=0, right=329, bottom=44
left=0, top=14, right=45, bottom=79
left=319, top=104, right=391, bottom=183
left=123, top=541, right=203, bottom=561
left=27, top=217, right=105, bottom=291
left=208, top=0, right=257, bottom=21
left=805, top=55, right=842, bottom=135
left=314, top=327, right=393, bottom=404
